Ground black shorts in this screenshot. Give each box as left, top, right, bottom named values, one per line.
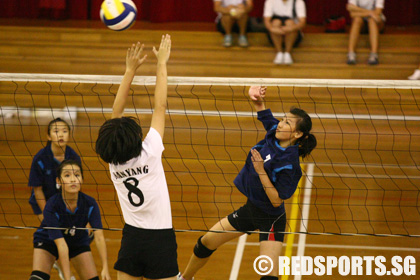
left=216, top=18, right=251, bottom=34
left=228, top=200, right=287, bottom=242
left=34, top=241, right=91, bottom=259
left=271, top=15, right=292, bottom=25
left=267, top=15, right=303, bottom=48
left=114, top=224, right=178, bottom=279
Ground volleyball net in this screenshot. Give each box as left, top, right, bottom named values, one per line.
left=0, top=73, right=419, bottom=238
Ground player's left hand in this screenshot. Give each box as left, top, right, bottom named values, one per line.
left=251, top=149, right=265, bottom=174
left=249, top=86, right=266, bottom=101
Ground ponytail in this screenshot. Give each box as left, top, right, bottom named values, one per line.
left=298, top=133, right=317, bottom=159
left=289, top=107, right=317, bottom=159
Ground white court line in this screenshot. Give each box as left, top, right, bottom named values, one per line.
left=0, top=235, right=20, bottom=239
left=243, top=242, right=420, bottom=252
left=229, top=234, right=247, bottom=280
left=295, top=163, right=314, bottom=280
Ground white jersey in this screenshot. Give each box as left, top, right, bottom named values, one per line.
left=109, top=128, right=172, bottom=229
left=263, top=0, right=306, bottom=19
left=348, top=0, right=384, bottom=10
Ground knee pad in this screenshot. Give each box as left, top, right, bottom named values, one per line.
left=260, top=276, right=278, bottom=280
left=29, top=270, right=50, bottom=280
left=193, top=236, right=216, bottom=258
left=88, top=277, right=100, bottom=280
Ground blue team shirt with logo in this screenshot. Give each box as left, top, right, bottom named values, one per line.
left=28, top=143, right=81, bottom=208
left=234, top=109, right=302, bottom=215
left=33, top=192, right=103, bottom=247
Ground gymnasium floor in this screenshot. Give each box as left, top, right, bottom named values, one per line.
left=1, top=20, right=420, bottom=279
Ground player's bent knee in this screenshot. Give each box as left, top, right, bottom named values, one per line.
left=260, top=276, right=278, bottom=280
left=29, top=270, right=50, bottom=280
left=193, top=236, right=216, bottom=258
left=88, top=277, right=100, bottom=280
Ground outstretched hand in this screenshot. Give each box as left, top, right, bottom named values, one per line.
left=153, top=34, right=171, bottom=63
left=249, top=86, right=267, bottom=102
left=126, top=42, right=147, bottom=73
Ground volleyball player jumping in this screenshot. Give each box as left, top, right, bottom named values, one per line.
left=29, top=160, right=111, bottom=280
left=96, top=35, right=178, bottom=280
left=178, top=86, right=317, bottom=280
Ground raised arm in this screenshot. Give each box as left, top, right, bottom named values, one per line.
left=248, top=86, right=267, bottom=112
left=111, top=42, right=147, bottom=119
left=150, top=34, right=171, bottom=138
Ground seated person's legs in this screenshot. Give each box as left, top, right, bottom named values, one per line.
left=283, top=19, right=299, bottom=65
left=366, top=17, right=384, bottom=65
left=269, top=18, right=285, bottom=64
left=347, top=16, right=364, bottom=64
left=220, top=14, right=234, bottom=47
left=237, top=13, right=249, bottom=47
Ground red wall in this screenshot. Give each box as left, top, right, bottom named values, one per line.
left=1, top=0, right=419, bottom=25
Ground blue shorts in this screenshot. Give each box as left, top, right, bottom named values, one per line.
left=34, top=241, right=91, bottom=259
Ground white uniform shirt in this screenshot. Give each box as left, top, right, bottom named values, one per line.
left=263, top=0, right=306, bottom=19
left=348, top=0, right=385, bottom=10
left=109, top=128, right=172, bottom=229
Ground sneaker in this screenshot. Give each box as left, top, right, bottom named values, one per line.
left=408, top=69, right=420, bottom=80
left=177, top=273, right=194, bottom=280
left=347, top=52, right=356, bottom=65
left=223, top=34, right=233, bottom=47
left=273, top=52, right=284, bottom=64
left=283, top=52, right=293, bottom=65
left=367, top=53, right=379, bottom=65
left=238, top=35, right=249, bottom=47
left=53, top=262, right=65, bottom=280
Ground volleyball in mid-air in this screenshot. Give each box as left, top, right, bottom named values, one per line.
left=100, top=0, right=137, bottom=31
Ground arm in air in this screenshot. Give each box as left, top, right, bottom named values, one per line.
left=150, top=34, right=171, bottom=139
left=112, top=42, right=147, bottom=119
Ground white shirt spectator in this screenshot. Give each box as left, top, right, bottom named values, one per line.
left=263, top=0, right=306, bottom=19
left=214, top=0, right=245, bottom=6
left=348, top=0, right=384, bottom=10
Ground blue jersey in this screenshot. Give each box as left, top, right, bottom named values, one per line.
left=234, top=109, right=302, bottom=215
left=33, top=192, right=103, bottom=247
left=28, top=143, right=81, bottom=209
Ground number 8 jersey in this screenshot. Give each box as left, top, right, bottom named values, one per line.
left=109, top=128, right=172, bottom=229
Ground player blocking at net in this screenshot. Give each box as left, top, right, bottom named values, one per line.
left=178, top=86, right=317, bottom=280
left=96, top=35, right=178, bottom=280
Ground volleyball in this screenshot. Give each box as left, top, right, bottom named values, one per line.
left=100, top=0, right=137, bottom=31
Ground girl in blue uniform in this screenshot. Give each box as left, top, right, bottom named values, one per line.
left=28, top=118, right=81, bottom=221
left=29, top=160, right=111, bottom=280
left=178, top=86, right=317, bottom=280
